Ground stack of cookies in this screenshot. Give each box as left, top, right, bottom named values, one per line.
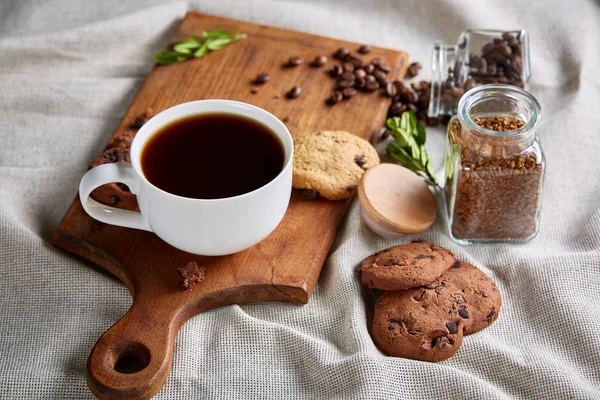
left=359, top=240, right=501, bottom=362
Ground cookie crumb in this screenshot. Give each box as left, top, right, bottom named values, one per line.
left=177, top=262, right=205, bottom=290
left=132, top=108, right=155, bottom=129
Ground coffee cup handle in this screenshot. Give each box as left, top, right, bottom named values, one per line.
left=79, top=163, right=152, bottom=231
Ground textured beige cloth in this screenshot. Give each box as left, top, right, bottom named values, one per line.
left=1, top=0, right=599, bottom=399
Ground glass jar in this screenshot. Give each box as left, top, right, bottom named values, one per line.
left=429, top=29, right=531, bottom=118
left=444, top=84, right=545, bottom=244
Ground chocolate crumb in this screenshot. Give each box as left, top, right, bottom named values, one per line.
left=176, top=262, right=205, bottom=290
left=301, top=189, right=320, bottom=200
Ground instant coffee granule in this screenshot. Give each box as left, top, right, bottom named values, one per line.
left=450, top=116, right=543, bottom=240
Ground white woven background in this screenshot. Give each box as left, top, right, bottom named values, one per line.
left=1, top=0, right=599, bottom=398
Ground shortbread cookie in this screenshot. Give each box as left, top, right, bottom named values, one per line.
left=372, top=285, right=470, bottom=362
left=292, top=130, right=380, bottom=200
left=360, top=241, right=455, bottom=291
left=442, top=260, right=502, bottom=335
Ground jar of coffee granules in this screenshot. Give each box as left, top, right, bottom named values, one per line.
left=429, top=29, right=531, bottom=118
left=444, top=84, right=545, bottom=244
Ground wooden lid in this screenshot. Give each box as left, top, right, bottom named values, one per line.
left=358, top=163, right=436, bottom=234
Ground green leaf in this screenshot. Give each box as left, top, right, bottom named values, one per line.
left=206, top=37, right=236, bottom=50
left=193, top=43, right=209, bottom=58
left=173, top=39, right=202, bottom=54
left=416, top=121, right=427, bottom=146
left=203, top=29, right=231, bottom=39
left=233, top=33, right=247, bottom=40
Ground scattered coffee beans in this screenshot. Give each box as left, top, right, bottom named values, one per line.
left=448, top=117, right=543, bottom=240
left=358, top=45, right=372, bottom=54
left=132, top=108, right=155, bottom=129
left=406, top=62, right=422, bottom=78
left=287, top=56, right=303, bottom=67
left=286, top=86, right=302, bottom=99
left=253, top=73, right=271, bottom=84
left=312, top=55, right=328, bottom=67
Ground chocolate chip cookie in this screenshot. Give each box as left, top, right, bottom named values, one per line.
left=360, top=241, right=456, bottom=291
left=292, top=130, right=380, bottom=200
left=372, top=284, right=470, bottom=362
left=442, top=260, right=502, bottom=335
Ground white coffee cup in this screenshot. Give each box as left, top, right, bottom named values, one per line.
left=79, top=100, right=293, bottom=256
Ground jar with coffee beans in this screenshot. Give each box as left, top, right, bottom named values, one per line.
left=429, top=29, right=531, bottom=118
left=444, top=84, right=544, bottom=244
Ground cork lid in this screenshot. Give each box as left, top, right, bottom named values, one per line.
left=358, top=163, right=436, bottom=235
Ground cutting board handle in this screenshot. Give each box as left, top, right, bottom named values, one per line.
left=86, top=296, right=175, bottom=400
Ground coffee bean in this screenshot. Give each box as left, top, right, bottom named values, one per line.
left=402, top=90, right=419, bottom=104
left=407, top=103, right=418, bottom=112
left=286, top=86, right=302, bottom=99
left=301, top=189, right=320, bottom=200
left=364, top=64, right=375, bottom=74
left=377, top=63, right=391, bottom=73
left=385, top=82, right=397, bottom=97
left=355, top=155, right=366, bottom=167
left=365, top=80, right=380, bottom=92
left=347, top=51, right=362, bottom=61
left=365, top=74, right=377, bottom=83
left=445, top=321, right=458, bottom=334
left=327, top=90, right=344, bottom=105
left=342, top=87, right=357, bottom=99
left=370, top=57, right=383, bottom=66
left=458, top=308, right=469, bottom=319
left=354, top=77, right=366, bottom=89
left=287, top=56, right=302, bottom=67
left=329, top=65, right=343, bottom=77
left=389, top=102, right=404, bottom=116
left=354, top=69, right=366, bottom=79
left=406, top=62, right=422, bottom=78
left=341, top=71, right=356, bottom=81
left=333, top=48, right=349, bottom=60
left=342, top=62, right=355, bottom=72
left=337, top=79, right=355, bottom=89
left=312, top=55, right=328, bottom=67
left=373, top=70, right=388, bottom=85
left=253, top=73, right=270, bottom=84
left=358, top=45, right=372, bottom=54
left=350, top=58, right=365, bottom=68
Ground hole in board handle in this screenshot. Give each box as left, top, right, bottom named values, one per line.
left=112, top=341, right=151, bottom=374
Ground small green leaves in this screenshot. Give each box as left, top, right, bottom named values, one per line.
left=386, top=112, right=439, bottom=187
left=154, top=29, right=246, bottom=65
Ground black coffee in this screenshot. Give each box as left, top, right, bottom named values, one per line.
left=141, top=113, right=284, bottom=199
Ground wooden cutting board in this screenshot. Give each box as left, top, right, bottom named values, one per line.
left=51, top=11, right=408, bottom=400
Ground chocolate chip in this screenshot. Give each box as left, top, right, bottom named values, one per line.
left=432, top=335, right=450, bottom=350
left=327, top=90, right=344, bottom=105
left=451, top=261, right=461, bottom=269
left=487, top=309, right=497, bottom=320
left=459, top=308, right=469, bottom=319
left=286, top=86, right=302, bottom=99
left=312, top=55, right=328, bottom=67
left=388, top=325, right=394, bottom=330
left=445, top=321, right=458, bottom=334
left=346, top=185, right=357, bottom=191
left=354, top=155, right=366, bottom=167
left=423, top=284, right=438, bottom=289
left=358, top=45, right=372, bottom=54
left=414, top=254, right=428, bottom=260
left=253, top=73, right=270, bottom=84
left=116, top=183, right=131, bottom=192
left=342, top=87, right=357, bottom=99
left=408, top=330, right=421, bottom=336
left=287, top=56, right=303, bottom=67
left=384, top=262, right=394, bottom=266
left=301, top=189, right=320, bottom=200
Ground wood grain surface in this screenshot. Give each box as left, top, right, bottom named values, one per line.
left=51, top=11, right=408, bottom=400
